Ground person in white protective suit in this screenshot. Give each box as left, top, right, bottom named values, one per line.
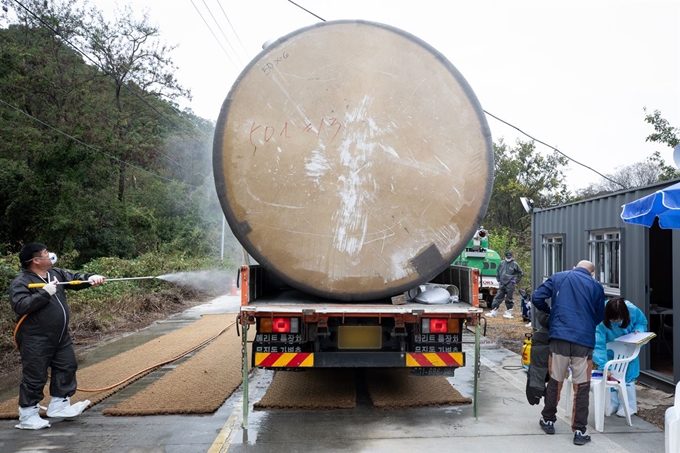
left=8, top=243, right=106, bottom=429
left=593, top=297, right=648, bottom=417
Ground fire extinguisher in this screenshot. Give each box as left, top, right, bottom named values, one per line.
left=521, top=332, right=532, bottom=370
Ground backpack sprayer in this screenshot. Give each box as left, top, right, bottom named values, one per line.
left=27, top=276, right=158, bottom=288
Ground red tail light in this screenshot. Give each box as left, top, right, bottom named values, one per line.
left=272, top=317, right=291, bottom=333
left=421, top=318, right=448, bottom=334
left=429, top=318, right=448, bottom=333
left=260, top=317, right=300, bottom=333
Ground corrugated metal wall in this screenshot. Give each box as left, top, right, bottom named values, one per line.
left=530, top=178, right=680, bottom=388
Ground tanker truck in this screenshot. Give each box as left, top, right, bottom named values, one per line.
left=213, top=20, right=493, bottom=377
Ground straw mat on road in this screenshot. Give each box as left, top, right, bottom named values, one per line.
left=103, top=320, right=245, bottom=416
left=366, top=368, right=471, bottom=409
left=0, top=314, right=232, bottom=419
left=253, top=368, right=470, bottom=410
left=254, top=369, right=356, bottom=410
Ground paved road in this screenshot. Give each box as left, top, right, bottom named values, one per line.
left=0, top=294, right=665, bottom=453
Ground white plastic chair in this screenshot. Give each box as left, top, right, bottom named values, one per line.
left=565, top=341, right=641, bottom=432
left=666, top=381, right=680, bottom=453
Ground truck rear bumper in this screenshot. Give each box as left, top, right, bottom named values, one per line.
left=255, top=351, right=465, bottom=368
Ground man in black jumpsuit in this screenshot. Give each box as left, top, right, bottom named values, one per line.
left=8, top=243, right=105, bottom=430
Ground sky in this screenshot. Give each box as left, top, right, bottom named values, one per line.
left=93, top=1, right=679, bottom=190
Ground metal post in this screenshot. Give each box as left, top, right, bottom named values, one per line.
left=241, top=315, right=249, bottom=427
left=474, top=312, right=480, bottom=420
left=220, top=216, right=226, bottom=261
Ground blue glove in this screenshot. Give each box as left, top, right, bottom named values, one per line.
left=510, top=279, right=517, bottom=284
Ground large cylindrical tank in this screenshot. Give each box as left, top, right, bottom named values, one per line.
left=213, top=20, right=493, bottom=301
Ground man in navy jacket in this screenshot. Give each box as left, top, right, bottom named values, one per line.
left=532, top=260, right=605, bottom=446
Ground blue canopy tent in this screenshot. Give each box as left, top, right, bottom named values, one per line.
left=621, top=181, right=680, bottom=228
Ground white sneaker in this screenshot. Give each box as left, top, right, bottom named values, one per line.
left=525, top=322, right=532, bottom=328
left=485, top=309, right=498, bottom=318
left=15, top=405, right=51, bottom=430
left=46, top=396, right=91, bottom=418
left=503, top=311, right=514, bottom=319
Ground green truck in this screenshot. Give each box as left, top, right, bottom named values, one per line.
left=452, top=227, right=502, bottom=307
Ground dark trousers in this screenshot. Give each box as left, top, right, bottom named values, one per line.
left=492, top=282, right=515, bottom=310
left=18, top=333, right=78, bottom=407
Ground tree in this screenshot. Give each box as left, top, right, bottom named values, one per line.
left=0, top=0, right=219, bottom=263
left=480, top=139, right=570, bottom=272
left=485, top=139, right=570, bottom=232
left=82, top=4, right=191, bottom=202
left=573, top=110, right=680, bottom=199
left=644, top=108, right=680, bottom=181
left=573, top=160, right=661, bottom=198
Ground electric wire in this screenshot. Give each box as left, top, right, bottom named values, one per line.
left=216, top=0, right=250, bottom=60
left=10, top=0, right=211, bottom=142
left=189, top=0, right=240, bottom=70
left=287, top=0, right=326, bottom=22
left=0, top=98, right=199, bottom=188
left=27, top=72, right=189, bottom=170
left=199, top=0, right=245, bottom=67
left=286, top=0, right=628, bottom=191
left=483, top=110, right=626, bottom=189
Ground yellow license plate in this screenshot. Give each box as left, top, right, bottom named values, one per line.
left=338, top=326, right=382, bottom=349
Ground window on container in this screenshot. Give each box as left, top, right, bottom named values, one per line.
left=542, top=235, right=563, bottom=280
left=588, top=229, right=620, bottom=292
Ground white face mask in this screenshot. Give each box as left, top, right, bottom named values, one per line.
left=49, top=252, right=58, bottom=265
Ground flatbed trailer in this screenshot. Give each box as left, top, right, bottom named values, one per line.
left=236, top=264, right=483, bottom=425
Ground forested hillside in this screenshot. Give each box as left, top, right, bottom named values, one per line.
left=0, top=0, right=231, bottom=265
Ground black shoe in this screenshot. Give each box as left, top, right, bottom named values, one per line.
left=539, top=418, right=555, bottom=434
left=573, top=430, right=591, bottom=445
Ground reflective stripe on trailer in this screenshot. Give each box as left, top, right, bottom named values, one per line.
left=405, top=352, right=464, bottom=367
left=255, top=352, right=314, bottom=367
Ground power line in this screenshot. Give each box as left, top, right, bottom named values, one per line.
left=29, top=72, right=189, bottom=170
left=483, top=110, right=625, bottom=189
left=189, top=0, right=240, bottom=70
left=11, top=0, right=210, bottom=142
left=216, top=0, right=250, bottom=60
left=287, top=0, right=326, bottom=22
left=285, top=0, right=626, bottom=190
left=199, top=0, right=245, bottom=67
left=0, top=98, right=198, bottom=188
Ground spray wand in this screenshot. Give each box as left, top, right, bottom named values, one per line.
left=28, top=276, right=157, bottom=289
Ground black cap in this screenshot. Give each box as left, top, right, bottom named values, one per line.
left=505, top=251, right=513, bottom=258
left=19, top=242, right=47, bottom=268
